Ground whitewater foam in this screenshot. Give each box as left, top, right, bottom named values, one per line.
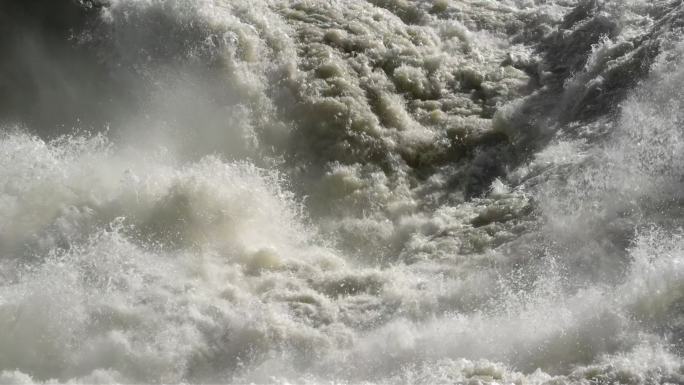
left=0, top=0, right=683, bottom=383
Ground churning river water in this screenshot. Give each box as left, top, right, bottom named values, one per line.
left=0, top=0, right=683, bottom=383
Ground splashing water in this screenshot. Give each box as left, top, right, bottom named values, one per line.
left=0, top=0, right=683, bottom=384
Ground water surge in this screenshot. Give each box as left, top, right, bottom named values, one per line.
left=0, top=0, right=683, bottom=383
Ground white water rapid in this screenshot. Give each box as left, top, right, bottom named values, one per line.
left=0, top=0, right=683, bottom=384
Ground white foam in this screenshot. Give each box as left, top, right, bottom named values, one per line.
left=1, top=0, right=683, bottom=383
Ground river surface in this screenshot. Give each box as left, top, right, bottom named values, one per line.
left=0, top=0, right=683, bottom=383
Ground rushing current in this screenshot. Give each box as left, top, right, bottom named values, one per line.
left=1, top=0, right=683, bottom=383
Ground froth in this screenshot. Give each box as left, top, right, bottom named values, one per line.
left=1, top=0, right=683, bottom=383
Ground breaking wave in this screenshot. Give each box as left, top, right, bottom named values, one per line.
left=0, top=0, right=683, bottom=383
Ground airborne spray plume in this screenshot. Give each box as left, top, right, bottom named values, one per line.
left=0, top=0, right=683, bottom=383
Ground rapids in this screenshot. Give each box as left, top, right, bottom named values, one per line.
left=0, top=0, right=683, bottom=383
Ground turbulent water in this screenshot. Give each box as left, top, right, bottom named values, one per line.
left=0, top=0, right=683, bottom=383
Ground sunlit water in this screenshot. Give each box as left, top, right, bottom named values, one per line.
left=0, top=1, right=683, bottom=384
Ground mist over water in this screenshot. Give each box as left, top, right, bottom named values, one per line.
left=0, top=0, right=683, bottom=384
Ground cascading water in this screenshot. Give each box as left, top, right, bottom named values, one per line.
left=0, top=0, right=683, bottom=384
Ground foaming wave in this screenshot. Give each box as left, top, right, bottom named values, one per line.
left=1, top=0, right=684, bottom=383
left=0, top=130, right=350, bottom=383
